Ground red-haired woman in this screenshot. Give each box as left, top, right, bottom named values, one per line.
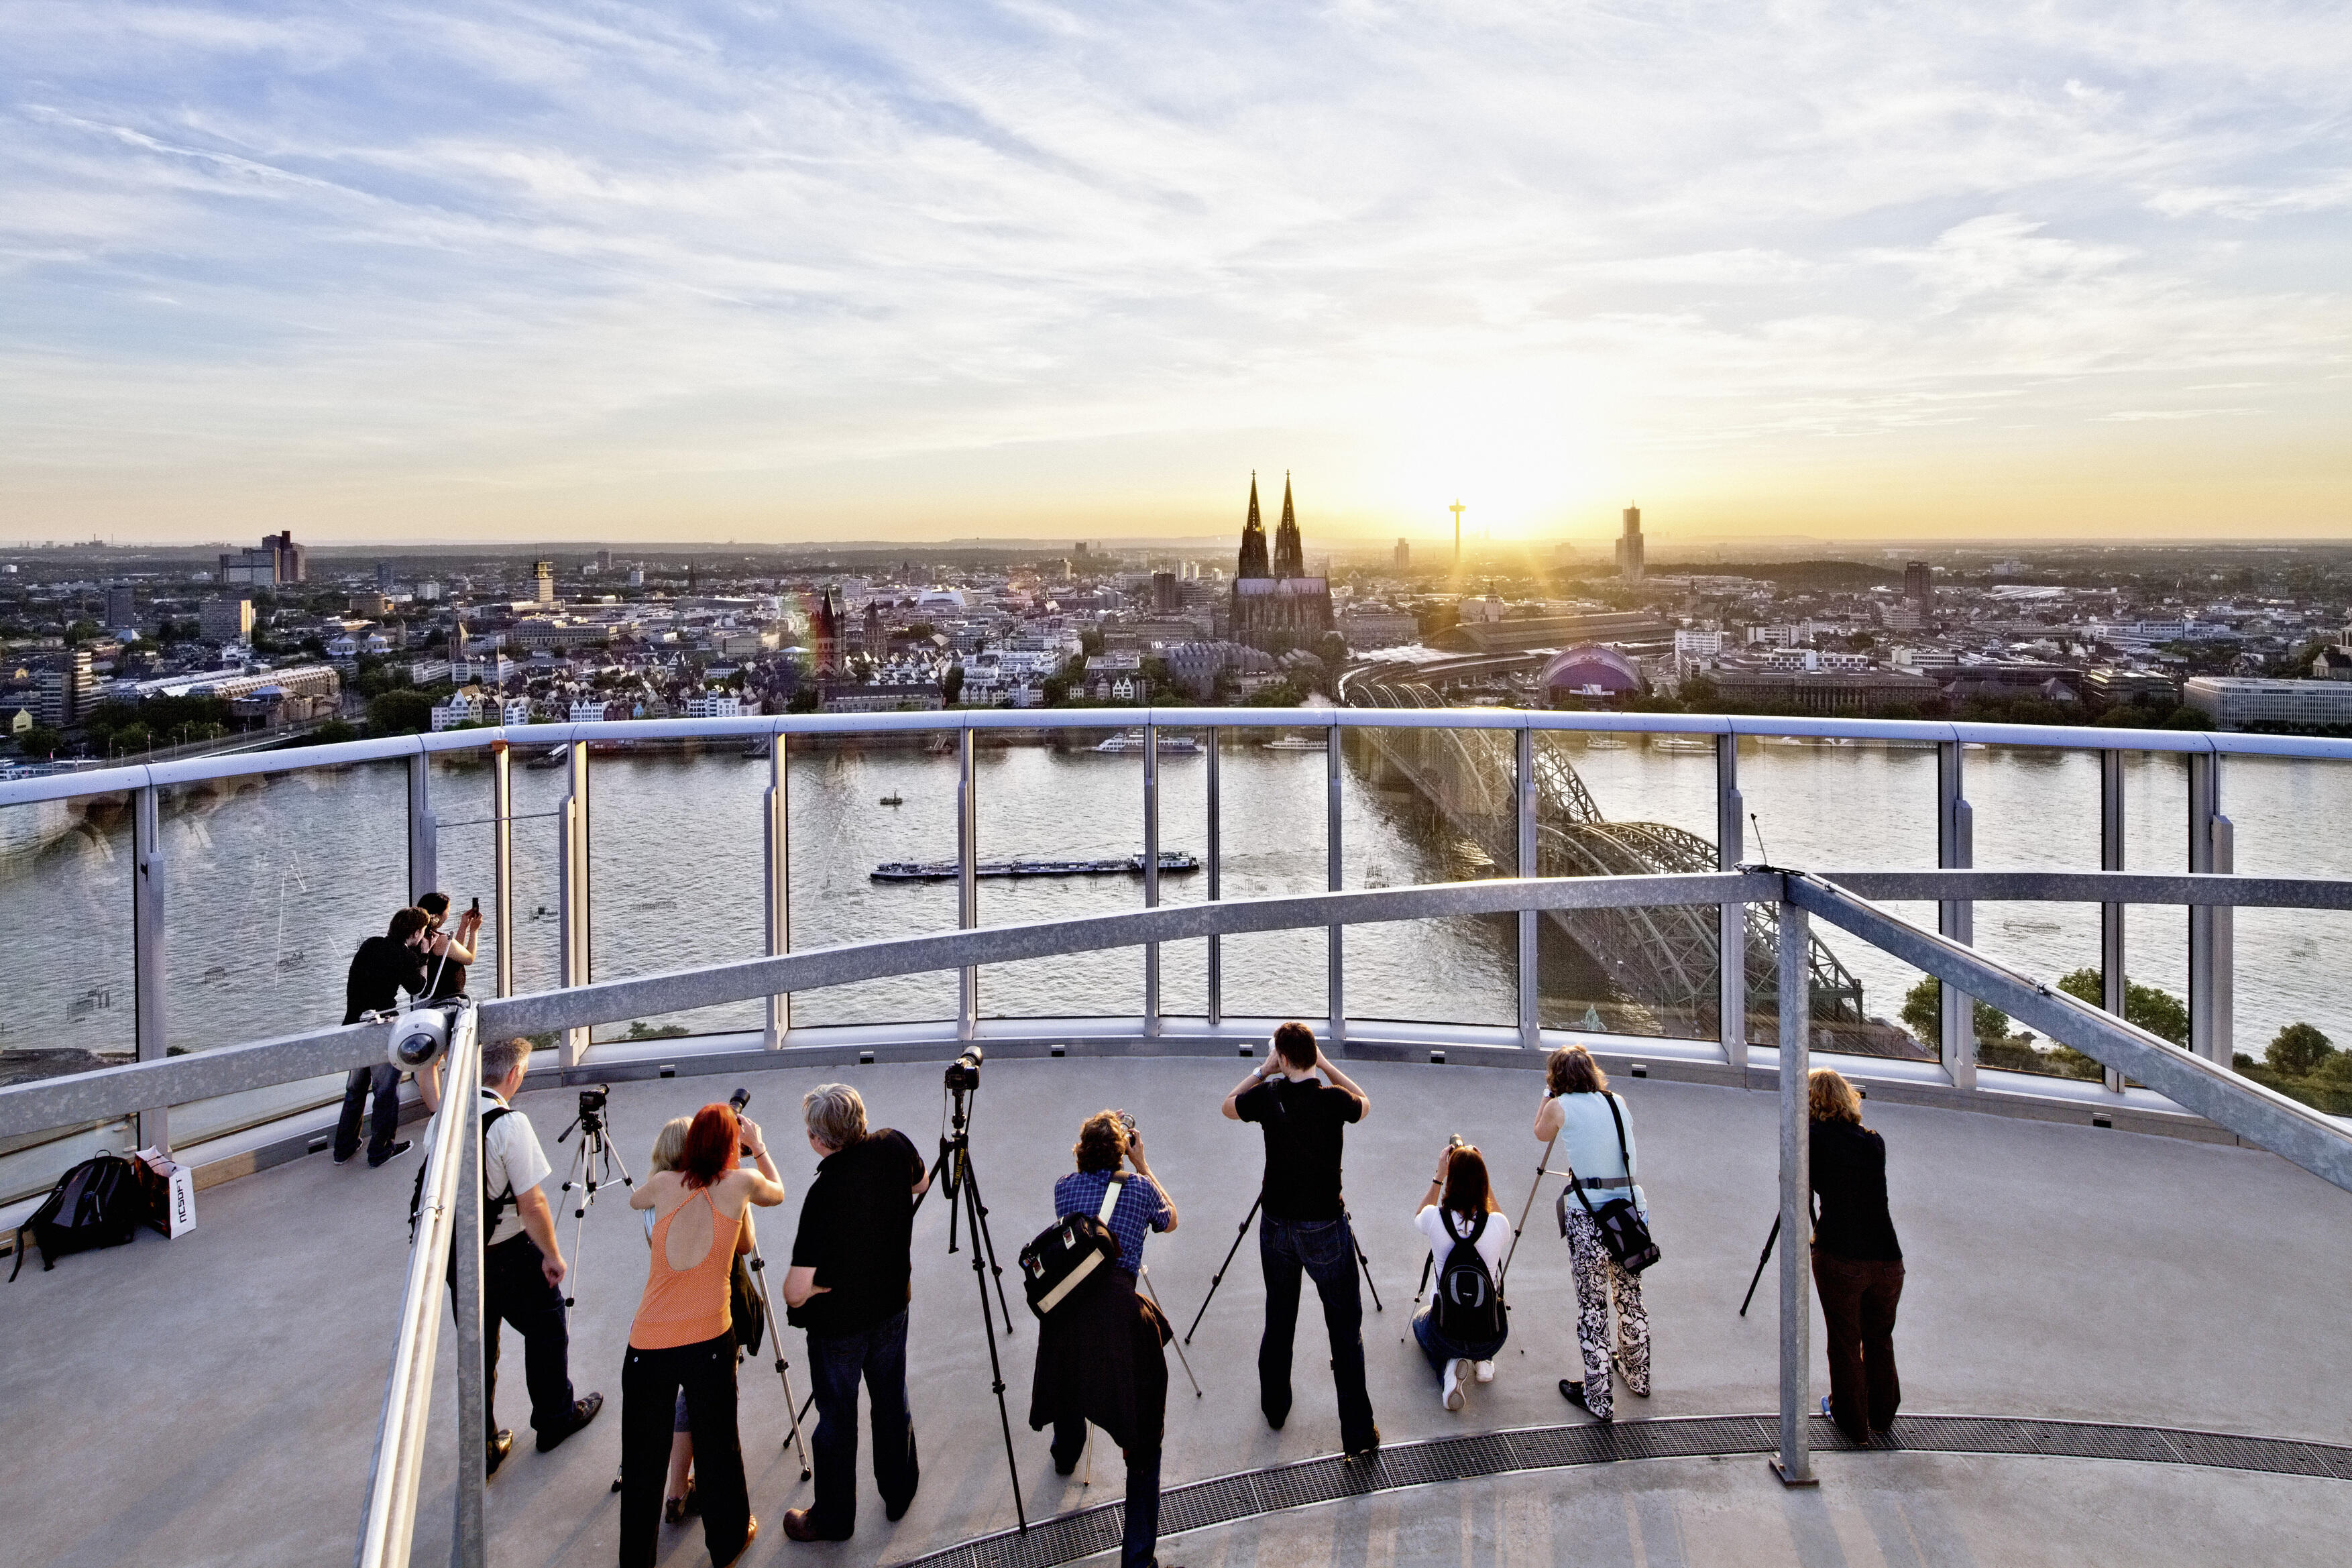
left=621, top=1103, right=786, bottom=1567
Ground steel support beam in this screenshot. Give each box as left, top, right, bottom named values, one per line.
left=490, top=742, right=514, bottom=999
left=1327, top=724, right=1345, bottom=1044
left=1206, top=727, right=1222, bottom=1027
left=132, top=783, right=168, bottom=1152
left=449, top=1039, right=486, bottom=1567
left=1937, top=740, right=1976, bottom=1090
left=1143, top=723, right=1162, bottom=1038
left=2188, top=751, right=2234, bottom=1066
left=958, top=730, right=978, bottom=1041
left=1717, top=732, right=1747, bottom=1069
left=1516, top=727, right=1539, bottom=1048
left=2101, top=750, right=2127, bottom=1094
left=408, top=752, right=439, bottom=907
left=1773, top=893, right=1814, bottom=1488
left=763, top=735, right=790, bottom=1048
left=557, top=742, right=590, bottom=1068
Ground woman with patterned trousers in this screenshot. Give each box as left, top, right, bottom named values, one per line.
left=1534, top=1046, right=1650, bottom=1421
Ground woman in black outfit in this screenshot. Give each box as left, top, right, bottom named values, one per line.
left=1808, top=1068, right=1902, bottom=1443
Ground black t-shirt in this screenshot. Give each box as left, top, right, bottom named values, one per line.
left=419, top=933, right=469, bottom=1001
left=1235, top=1076, right=1362, bottom=1221
left=787, top=1128, right=926, bottom=1337
left=1810, top=1120, right=1901, bottom=1262
left=343, top=936, right=427, bottom=1025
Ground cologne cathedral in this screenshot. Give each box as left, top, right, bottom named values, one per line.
left=1229, top=472, right=1333, bottom=649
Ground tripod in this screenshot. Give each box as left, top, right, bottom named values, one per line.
left=555, top=1093, right=632, bottom=1309
left=1182, top=1192, right=1382, bottom=1346
left=742, top=1231, right=815, bottom=1481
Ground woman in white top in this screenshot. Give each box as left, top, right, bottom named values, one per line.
left=1410, top=1141, right=1510, bottom=1412
left=1534, top=1045, right=1651, bottom=1422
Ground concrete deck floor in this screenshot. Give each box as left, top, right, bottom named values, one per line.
left=5, top=1054, right=2350, bottom=1567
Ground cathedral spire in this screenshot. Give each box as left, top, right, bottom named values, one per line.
left=1272, top=470, right=1304, bottom=579
left=1236, top=470, right=1271, bottom=579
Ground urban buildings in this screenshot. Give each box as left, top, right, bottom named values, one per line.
left=1228, top=472, right=1333, bottom=649
left=2183, top=676, right=2352, bottom=730
left=199, top=596, right=255, bottom=642
left=219, top=531, right=306, bottom=586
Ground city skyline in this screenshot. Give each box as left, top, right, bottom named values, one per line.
left=4, top=3, right=2349, bottom=545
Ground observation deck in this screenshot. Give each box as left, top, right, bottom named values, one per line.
left=4, top=708, right=2351, bottom=1565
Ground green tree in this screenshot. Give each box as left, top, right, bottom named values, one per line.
left=940, top=664, right=965, bottom=705
left=309, top=719, right=359, bottom=745
left=2265, top=1021, right=2335, bottom=1079
left=785, top=686, right=820, bottom=714
left=15, top=724, right=62, bottom=757
left=2055, top=969, right=2189, bottom=1047
left=1899, top=977, right=2011, bottom=1052
left=367, top=689, right=436, bottom=735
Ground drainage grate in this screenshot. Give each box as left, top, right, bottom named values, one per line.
left=884, top=1413, right=2352, bottom=1568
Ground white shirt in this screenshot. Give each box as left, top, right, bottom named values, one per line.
left=1414, top=1205, right=1508, bottom=1306
left=424, top=1088, right=552, bottom=1248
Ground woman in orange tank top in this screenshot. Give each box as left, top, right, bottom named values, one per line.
left=620, top=1103, right=786, bottom=1568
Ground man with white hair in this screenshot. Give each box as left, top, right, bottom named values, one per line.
left=780, top=1083, right=930, bottom=1544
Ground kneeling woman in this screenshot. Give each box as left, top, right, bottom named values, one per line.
left=1410, top=1141, right=1510, bottom=1411
left=620, top=1103, right=786, bottom=1568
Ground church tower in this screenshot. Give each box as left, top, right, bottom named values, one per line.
left=1272, top=472, right=1305, bottom=579
left=811, top=589, right=840, bottom=675
left=1236, top=472, right=1271, bottom=579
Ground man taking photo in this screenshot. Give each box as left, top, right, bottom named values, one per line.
left=1221, top=1021, right=1379, bottom=1459
left=420, top=1035, right=604, bottom=1473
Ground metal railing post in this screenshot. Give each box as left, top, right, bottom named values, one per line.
left=558, top=741, right=590, bottom=1068
left=131, top=783, right=169, bottom=1152
left=1207, top=726, right=1222, bottom=1027
left=1516, top=726, right=1538, bottom=1048
left=1143, top=722, right=1162, bottom=1038
left=408, top=752, right=438, bottom=906
left=2101, top=749, right=2127, bottom=1094
left=2188, top=750, right=2234, bottom=1066
left=958, top=728, right=978, bottom=1041
left=1326, top=722, right=1344, bottom=1045
left=1717, top=731, right=1747, bottom=1069
left=490, top=742, right=514, bottom=999
left=1937, top=739, right=1976, bottom=1090
left=763, top=734, right=789, bottom=1048
left=1773, top=890, right=1816, bottom=1488
left=449, top=1050, right=486, bottom=1567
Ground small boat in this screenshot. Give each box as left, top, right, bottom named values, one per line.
left=1583, top=734, right=1629, bottom=750
left=880, top=793, right=904, bottom=806
left=1648, top=734, right=1714, bottom=754
left=1093, top=729, right=1200, bottom=754
left=873, top=852, right=1202, bottom=881
left=742, top=738, right=771, bottom=759
left=525, top=747, right=568, bottom=769
left=1262, top=734, right=1327, bottom=751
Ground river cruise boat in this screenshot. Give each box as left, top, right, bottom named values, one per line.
left=873, top=851, right=1202, bottom=881
left=1093, top=729, right=1200, bottom=754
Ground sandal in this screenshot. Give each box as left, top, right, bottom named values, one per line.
left=663, top=1480, right=697, bottom=1525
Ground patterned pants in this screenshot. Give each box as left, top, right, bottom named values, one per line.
left=1563, top=1205, right=1650, bottom=1419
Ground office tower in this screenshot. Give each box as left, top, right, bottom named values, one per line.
left=1152, top=571, right=1180, bottom=613
left=533, top=560, right=555, bottom=606
left=104, top=583, right=137, bottom=630
left=1394, top=538, right=1411, bottom=569
left=37, top=649, right=95, bottom=726
left=1905, top=561, right=1934, bottom=613
left=1614, top=505, right=1645, bottom=583
left=375, top=561, right=396, bottom=593
left=596, top=549, right=614, bottom=573
left=200, top=597, right=256, bottom=642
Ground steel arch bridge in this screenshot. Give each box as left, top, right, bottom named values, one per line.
left=1346, top=679, right=1879, bottom=1044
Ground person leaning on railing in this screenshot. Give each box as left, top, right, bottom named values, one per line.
left=1534, top=1045, right=1651, bottom=1422
left=334, top=906, right=431, bottom=1168
left=414, top=891, right=481, bottom=1002
left=618, top=1102, right=785, bottom=1568
left=418, top=1035, right=605, bottom=1475
left=1410, top=1141, right=1509, bottom=1413
left=638, top=1116, right=761, bottom=1527
left=1808, top=1068, right=1904, bottom=1443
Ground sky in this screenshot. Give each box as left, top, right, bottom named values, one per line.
left=3, top=1, right=2349, bottom=547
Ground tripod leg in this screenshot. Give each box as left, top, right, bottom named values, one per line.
left=1139, top=1266, right=1202, bottom=1398
left=959, top=1156, right=1018, bottom=1337
left=747, top=1252, right=812, bottom=1481
left=1497, top=1135, right=1558, bottom=1292
left=1184, top=1195, right=1261, bottom=1345
left=962, top=1170, right=1027, bottom=1531
left=1353, top=1229, right=1383, bottom=1314
left=1739, top=1215, right=1781, bottom=1318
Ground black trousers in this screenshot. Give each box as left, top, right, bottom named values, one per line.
left=476, top=1233, right=577, bottom=1441
left=1813, top=1247, right=1904, bottom=1443
left=620, top=1331, right=749, bottom=1568
left=1051, top=1412, right=1160, bottom=1568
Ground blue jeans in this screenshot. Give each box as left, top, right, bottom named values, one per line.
left=1411, top=1304, right=1508, bottom=1378
left=334, top=1063, right=401, bottom=1162
left=805, top=1308, right=918, bottom=1538
left=1257, top=1213, right=1378, bottom=1452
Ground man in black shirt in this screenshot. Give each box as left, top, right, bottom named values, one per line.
left=1221, top=1021, right=1379, bottom=1457
left=781, top=1082, right=930, bottom=1543
left=333, top=907, right=431, bottom=1167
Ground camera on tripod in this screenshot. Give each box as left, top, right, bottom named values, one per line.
left=944, top=1045, right=984, bottom=1092
left=575, top=1085, right=608, bottom=1121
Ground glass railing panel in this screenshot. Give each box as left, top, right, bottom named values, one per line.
left=586, top=738, right=766, bottom=1043
left=0, top=787, right=137, bottom=1202
left=1736, top=734, right=1938, bottom=1060
left=975, top=726, right=1145, bottom=1020
left=2219, top=752, right=2352, bottom=1111
left=1154, top=730, right=1213, bottom=1018
left=1530, top=730, right=1726, bottom=1042
left=1966, top=744, right=2107, bottom=1079
left=163, top=758, right=410, bottom=1147
left=783, top=730, right=960, bottom=1027
left=1214, top=726, right=1333, bottom=1024
left=424, top=746, right=562, bottom=1009
left=1340, top=726, right=1513, bottom=1028
left=2119, top=750, right=2190, bottom=1076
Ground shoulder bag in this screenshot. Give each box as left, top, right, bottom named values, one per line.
left=1557, top=1093, right=1662, bottom=1274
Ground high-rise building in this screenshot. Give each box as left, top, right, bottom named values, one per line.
left=36, top=649, right=95, bottom=726
left=200, top=596, right=255, bottom=642
left=219, top=530, right=305, bottom=587
left=375, top=561, right=396, bottom=593
left=1614, top=505, right=1645, bottom=583
left=1394, top=538, right=1411, bottom=569
left=596, top=549, right=614, bottom=573
left=104, top=583, right=137, bottom=630
left=1152, top=571, right=1180, bottom=613
left=532, top=560, right=556, bottom=606
left=1230, top=472, right=1333, bottom=649
left=1905, top=561, right=1934, bottom=614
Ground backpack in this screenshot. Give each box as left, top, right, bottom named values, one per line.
left=1017, top=1174, right=1127, bottom=1319
left=408, top=1105, right=517, bottom=1244
left=11, top=1154, right=144, bottom=1280
left=1431, top=1209, right=1505, bottom=1344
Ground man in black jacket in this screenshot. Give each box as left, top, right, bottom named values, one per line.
left=333, top=906, right=430, bottom=1166
left=1029, top=1256, right=1170, bottom=1568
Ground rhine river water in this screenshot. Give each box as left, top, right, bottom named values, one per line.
left=4, top=730, right=2347, bottom=1196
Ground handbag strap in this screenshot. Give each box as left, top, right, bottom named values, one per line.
left=1566, top=1093, right=1636, bottom=1221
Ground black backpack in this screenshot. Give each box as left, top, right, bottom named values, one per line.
left=11, top=1154, right=144, bottom=1280
left=1017, top=1175, right=1127, bottom=1319
left=407, top=1105, right=517, bottom=1243
left=1431, top=1209, right=1505, bottom=1343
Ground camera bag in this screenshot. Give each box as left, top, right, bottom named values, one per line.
left=406, top=1103, right=516, bottom=1243
left=1017, top=1174, right=1127, bottom=1319
left=1557, top=1093, right=1662, bottom=1275
left=10, top=1153, right=143, bottom=1281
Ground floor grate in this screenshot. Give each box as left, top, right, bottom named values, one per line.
left=885, top=1413, right=2352, bottom=1568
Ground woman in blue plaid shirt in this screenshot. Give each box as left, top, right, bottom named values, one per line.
left=1054, top=1111, right=1179, bottom=1279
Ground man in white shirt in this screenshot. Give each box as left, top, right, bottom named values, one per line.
left=421, top=1035, right=604, bottom=1474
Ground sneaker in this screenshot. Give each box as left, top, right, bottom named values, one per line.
left=1441, top=1359, right=1467, bottom=1411
left=1473, top=1360, right=1496, bottom=1384
left=1822, top=1396, right=1834, bottom=1419
left=366, top=1139, right=413, bottom=1169
left=537, top=1392, right=604, bottom=1452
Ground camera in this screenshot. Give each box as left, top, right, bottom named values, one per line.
left=944, top=1045, right=984, bottom=1092
left=576, top=1085, right=609, bottom=1130
left=1115, top=1109, right=1137, bottom=1139
left=1447, top=1133, right=1467, bottom=1151
left=388, top=1007, right=450, bottom=1070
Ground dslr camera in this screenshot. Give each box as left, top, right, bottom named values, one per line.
left=944, top=1046, right=984, bottom=1092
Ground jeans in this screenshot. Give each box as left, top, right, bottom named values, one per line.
left=1051, top=1412, right=1160, bottom=1568
left=805, top=1308, right=919, bottom=1538
left=1257, top=1213, right=1378, bottom=1452
left=334, top=1063, right=401, bottom=1162
left=467, top=1233, right=577, bottom=1442
left=620, top=1331, right=748, bottom=1567
left=1813, top=1248, right=1904, bottom=1442
left=1410, top=1304, right=1507, bottom=1377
